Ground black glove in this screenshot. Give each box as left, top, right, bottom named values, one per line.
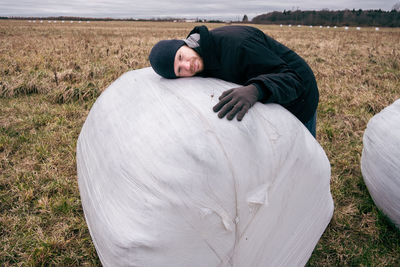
left=213, top=84, right=263, bottom=121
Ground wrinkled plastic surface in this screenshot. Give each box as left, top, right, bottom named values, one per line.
left=361, top=99, right=400, bottom=228
left=77, top=67, right=334, bottom=267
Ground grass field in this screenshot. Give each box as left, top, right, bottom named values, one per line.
left=1, top=20, right=399, bottom=266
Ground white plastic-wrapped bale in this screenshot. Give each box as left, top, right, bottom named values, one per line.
left=361, top=99, right=400, bottom=229
left=77, top=67, right=334, bottom=266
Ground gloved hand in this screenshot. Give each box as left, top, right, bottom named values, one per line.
left=213, top=84, right=263, bottom=121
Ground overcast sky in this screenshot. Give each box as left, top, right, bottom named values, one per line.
left=1, top=0, right=398, bottom=20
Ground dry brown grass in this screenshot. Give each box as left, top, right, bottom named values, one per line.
left=1, top=20, right=399, bottom=266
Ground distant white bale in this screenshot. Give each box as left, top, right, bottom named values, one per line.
left=345, top=26, right=349, bottom=30
left=280, top=24, right=283, bottom=27
left=77, top=67, right=334, bottom=267
left=327, top=26, right=330, bottom=29
left=375, top=27, right=380, bottom=31
left=357, top=27, right=361, bottom=30
left=310, top=25, right=313, bottom=28
left=319, top=25, right=323, bottom=28
left=361, top=99, right=400, bottom=228
left=297, top=25, right=301, bottom=27
left=289, top=24, right=292, bottom=27
left=334, top=26, right=337, bottom=29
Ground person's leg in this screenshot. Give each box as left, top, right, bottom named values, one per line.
left=303, top=111, right=317, bottom=138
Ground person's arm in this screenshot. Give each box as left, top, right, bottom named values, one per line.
left=241, top=39, right=306, bottom=104
left=214, top=39, right=306, bottom=120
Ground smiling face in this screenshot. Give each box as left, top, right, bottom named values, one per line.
left=174, top=45, right=204, bottom=77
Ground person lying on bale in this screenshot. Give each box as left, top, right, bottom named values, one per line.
left=149, top=25, right=319, bottom=137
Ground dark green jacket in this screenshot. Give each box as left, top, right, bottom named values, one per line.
left=189, top=25, right=319, bottom=123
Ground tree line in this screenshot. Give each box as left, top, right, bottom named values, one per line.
left=251, top=9, right=400, bottom=27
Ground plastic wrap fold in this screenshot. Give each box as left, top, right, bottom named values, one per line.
left=361, top=98, right=400, bottom=228
left=77, top=67, right=334, bottom=266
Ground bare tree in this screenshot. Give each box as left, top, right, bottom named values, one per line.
left=393, top=1, right=400, bottom=11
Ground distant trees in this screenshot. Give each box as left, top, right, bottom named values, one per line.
left=242, top=14, right=249, bottom=23
left=252, top=9, right=400, bottom=27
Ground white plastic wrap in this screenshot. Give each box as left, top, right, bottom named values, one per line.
left=77, top=67, right=334, bottom=267
left=361, top=99, right=400, bottom=228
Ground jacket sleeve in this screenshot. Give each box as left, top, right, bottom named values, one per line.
left=240, top=38, right=306, bottom=105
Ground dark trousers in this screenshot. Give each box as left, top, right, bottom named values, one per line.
left=304, top=111, right=317, bottom=137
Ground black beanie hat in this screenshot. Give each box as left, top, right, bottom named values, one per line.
left=149, top=39, right=185, bottom=79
